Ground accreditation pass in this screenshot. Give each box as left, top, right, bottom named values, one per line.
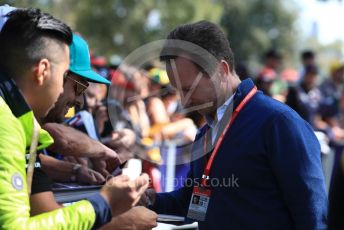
left=187, top=186, right=211, bottom=221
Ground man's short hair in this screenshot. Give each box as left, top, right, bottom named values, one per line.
left=264, top=49, right=282, bottom=60
left=160, top=20, right=235, bottom=75
left=0, top=8, right=72, bottom=78
left=301, top=50, right=315, bottom=61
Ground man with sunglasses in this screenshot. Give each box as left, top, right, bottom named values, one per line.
left=31, top=33, right=158, bottom=230
left=44, top=34, right=109, bottom=124
left=26, top=34, right=118, bottom=204
left=45, top=34, right=120, bottom=173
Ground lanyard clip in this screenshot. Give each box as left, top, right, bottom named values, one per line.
left=201, top=174, right=210, bottom=187
left=202, top=174, right=210, bottom=180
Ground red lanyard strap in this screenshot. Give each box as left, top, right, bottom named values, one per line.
left=201, top=86, right=257, bottom=186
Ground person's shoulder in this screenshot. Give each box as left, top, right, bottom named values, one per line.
left=318, top=78, right=332, bottom=92
left=253, top=92, right=315, bottom=133
left=254, top=92, right=299, bottom=118
left=257, top=95, right=317, bottom=143
left=0, top=97, right=26, bottom=130
left=0, top=97, right=26, bottom=147
left=261, top=95, right=312, bottom=129
left=287, top=85, right=299, bottom=94
left=0, top=96, right=19, bottom=123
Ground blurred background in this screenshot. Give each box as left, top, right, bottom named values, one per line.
left=1, top=0, right=343, bottom=76
left=2, top=1, right=344, bottom=229
left=3, top=0, right=344, bottom=193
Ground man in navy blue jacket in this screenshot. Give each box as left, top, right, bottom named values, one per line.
left=140, top=21, right=327, bottom=230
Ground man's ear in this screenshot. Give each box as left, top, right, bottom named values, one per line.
left=34, top=58, right=50, bottom=86
left=220, top=60, right=230, bottom=76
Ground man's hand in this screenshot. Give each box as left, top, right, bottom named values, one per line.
left=62, top=156, right=112, bottom=180
left=103, top=129, right=137, bottom=163
left=138, top=188, right=156, bottom=207
left=91, top=158, right=111, bottom=177
left=99, top=206, right=158, bottom=230
left=332, top=126, right=344, bottom=142
left=93, top=144, right=119, bottom=160
left=108, top=129, right=137, bottom=150
left=43, top=123, right=120, bottom=162
left=76, top=166, right=105, bottom=185
left=100, top=174, right=149, bottom=217
left=64, top=156, right=88, bottom=167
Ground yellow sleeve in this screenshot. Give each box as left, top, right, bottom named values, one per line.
left=0, top=101, right=96, bottom=229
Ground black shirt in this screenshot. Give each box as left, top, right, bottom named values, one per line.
left=25, top=149, right=53, bottom=195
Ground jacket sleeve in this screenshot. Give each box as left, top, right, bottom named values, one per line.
left=152, top=127, right=207, bottom=217
left=0, top=110, right=96, bottom=229
left=152, top=170, right=194, bottom=217
left=265, top=110, right=328, bottom=230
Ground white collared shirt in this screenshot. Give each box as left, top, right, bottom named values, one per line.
left=205, top=94, right=235, bottom=145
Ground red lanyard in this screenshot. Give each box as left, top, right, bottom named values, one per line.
left=201, top=86, right=257, bottom=187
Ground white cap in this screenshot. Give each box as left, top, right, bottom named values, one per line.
left=0, top=5, right=16, bottom=31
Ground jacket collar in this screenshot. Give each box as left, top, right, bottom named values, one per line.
left=0, top=72, right=53, bottom=150
left=233, top=78, right=256, bottom=109
left=0, top=72, right=30, bottom=117
left=197, top=78, right=256, bottom=138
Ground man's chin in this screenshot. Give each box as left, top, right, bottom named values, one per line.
left=45, top=103, right=56, bottom=115
left=51, top=113, right=65, bottom=123
left=196, top=105, right=215, bottom=116
left=198, top=109, right=211, bottom=116
left=57, top=116, right=66, bottom=123
left=43, top=108, right=65, bottom=124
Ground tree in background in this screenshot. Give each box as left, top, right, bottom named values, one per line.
left=219, top=0, right=298, bottom=67
left=72, top=0, right=222, bottom=57
left=2, top=0, right=297, bottom=66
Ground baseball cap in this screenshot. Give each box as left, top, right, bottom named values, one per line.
left=148, top=68, right=169, bottom=85
left=330, top=60, right=344, bottom=74
left=0, top=5, right=16, bottom=31
left=69, top=34, right=110, bottom=85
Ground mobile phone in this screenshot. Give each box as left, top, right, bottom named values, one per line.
left=122, top=159, right=142, bottom=180
left=111, top=160, right=128, bottom=176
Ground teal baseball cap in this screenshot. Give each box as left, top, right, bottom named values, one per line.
left=69, top=34, right=111, bottom=85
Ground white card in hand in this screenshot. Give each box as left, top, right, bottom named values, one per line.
left=157, top=214, right=185, bottom=222
left=122, top=159, right=142, bottom=180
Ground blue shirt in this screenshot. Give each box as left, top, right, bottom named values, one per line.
left=152, top=79, right=327, bottom=230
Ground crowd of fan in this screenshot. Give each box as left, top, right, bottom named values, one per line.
left=66, top=48, right=344, bottom=192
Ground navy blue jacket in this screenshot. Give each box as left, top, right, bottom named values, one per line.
left=152, top=79, right=327, bottom=230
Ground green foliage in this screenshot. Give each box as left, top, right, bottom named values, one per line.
left=72, top=0, right=223, bottom=57
left=219, top=0, right=298, bottom=64
left=1, top=0, right=298, bottom=65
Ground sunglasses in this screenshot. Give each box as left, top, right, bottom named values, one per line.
left=64, top=71, right=90, bottom=96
